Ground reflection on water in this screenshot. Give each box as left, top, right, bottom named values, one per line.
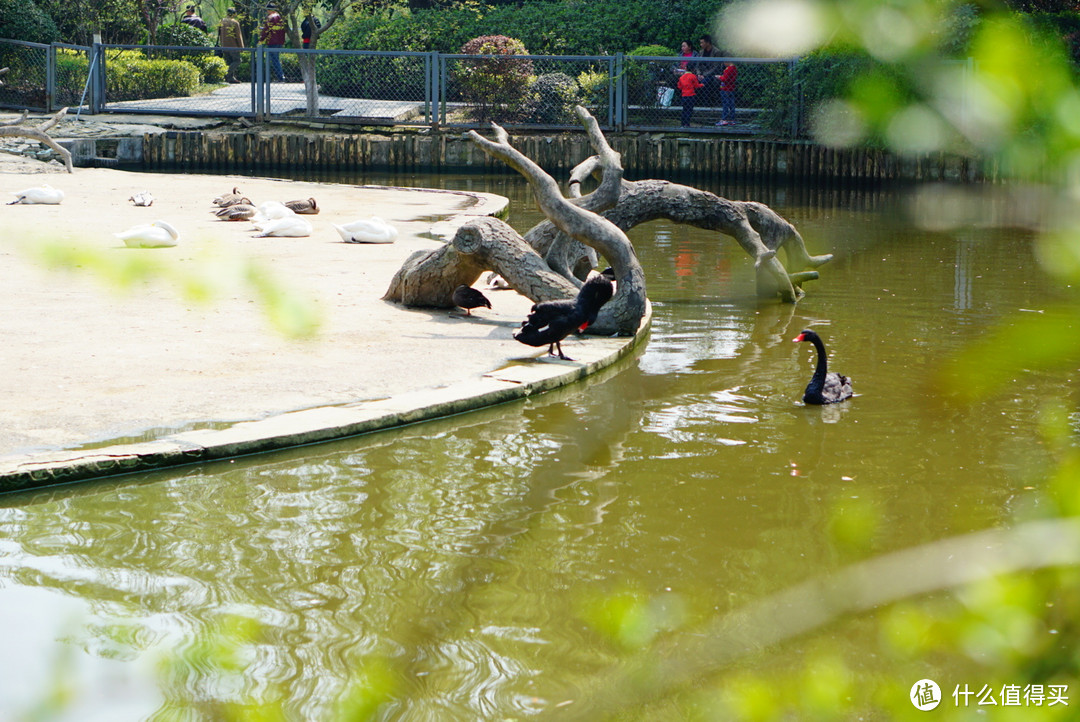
left=0, top=173, right=1073, bottom=719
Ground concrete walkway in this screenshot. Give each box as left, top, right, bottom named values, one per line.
left=104, top=82, right=425, bottom=122
left=0, top=154, right=649, bottom=493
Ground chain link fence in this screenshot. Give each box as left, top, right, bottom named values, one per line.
left=0, top=39, right=802, bottom=136
left=0, top=40, right=51, bottom=112
left=439, top=54, right=616, bottom=130
left=624, top=55, right=799, bottom=135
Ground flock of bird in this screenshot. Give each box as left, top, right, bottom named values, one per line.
left=5, top=182, right=400, bottom=247
left=7, top=183, right=852, bottom=402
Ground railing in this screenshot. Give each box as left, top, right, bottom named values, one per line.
left=0, top=39, right=804, bottom=136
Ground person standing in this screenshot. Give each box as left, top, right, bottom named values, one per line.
left=694, top=34, right=722, bottom=104
left=181, top=6, right=208, bottom=33
left=301, top=12, right=321, bottom=49
left=715, top=62, right=737, bottom=125
left=259, top=4, right=287, bottom=82
left=677, top=69, right=704, bottom=128
left=217, top=7, right=245, bottom=83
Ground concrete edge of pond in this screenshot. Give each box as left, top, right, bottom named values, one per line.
left=0, top=303, right=651, bottom=495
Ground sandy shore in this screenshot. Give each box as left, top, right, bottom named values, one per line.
left=0, top=156, right=541, bottom=457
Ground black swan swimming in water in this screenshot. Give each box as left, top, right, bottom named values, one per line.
left=792, top=329, right=853, bottom=405
left=452, top=285, right=492, bottom=315
left=513, top=272, right=614, bottom=360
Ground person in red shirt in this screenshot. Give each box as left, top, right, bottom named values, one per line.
left=716, top=62, right=737, bottom=126
left=259, top=5, right=288, bottom=81
left=677, top=70, right=704, bottom=128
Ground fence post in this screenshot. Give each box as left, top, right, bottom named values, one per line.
left=254, top=47, right=265, bottom=121
left=614, top=52, right=625, bottom=131
left=46, top=43, right=56, bottom=112
left=428, top=51, right=439, bottom=128
left=90, top=38, right=104, bottom=114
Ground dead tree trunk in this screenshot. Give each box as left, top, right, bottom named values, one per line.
left=385, top=106, right=649, bottom=336
left=544, top=157, right=832, bottom=301
left=0, top=108, right=73, bottom=173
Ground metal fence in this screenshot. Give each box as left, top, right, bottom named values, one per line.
left=0, top=39, right=803, bottom=136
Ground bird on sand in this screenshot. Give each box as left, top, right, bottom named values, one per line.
left=215, top=203, right=257, bottom=221
left=8, top=183, right=64, bottom=205
left=284, top=198, right=319, bottom=214
left=115, top=220, right=179, bottom=248
left=212, top=188, right=250, bottom=207
left=792, top=328, right=853, bottom=405
left=513, top=271, right=614, bottom=360
left=484, top=272, right=512, bottom=290
left=252, top=200, right=293, bottom=222
left=332, top=216, right=398, bottom=244
left=252, top=214, right=312, bottom=237
left=452, top=285, right=492, bottom=315
left=128, top=191, right=154, bottom=207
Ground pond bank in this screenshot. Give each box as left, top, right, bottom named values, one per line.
left=0, top=157, right=651, bottom=494
left=0, top=111, right=987, bottom=183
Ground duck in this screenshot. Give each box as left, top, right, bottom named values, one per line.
left=252, top=200, right=293, bottom=222
left=252, top=215, right=312, bottom=238
left=452, top=285, right=491, bottom=315
left=213, top=187, right=248, bottom=207
left=8, top=183, right=64, bottom=205
left=215, top=203, right=257, bottom=221
left=115, top=220, right=179, bottom=248
left=128, top=191, right=154, bottom=207
left=792, top=329, right=853, bottom=405
left=513, top=271, right=614, bottom=360
left=332, top=216, right=398, bottom=244
left=284, top=197, right=319, bottom=214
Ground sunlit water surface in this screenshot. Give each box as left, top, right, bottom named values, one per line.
left=0, top=173, right=1073, bottom=720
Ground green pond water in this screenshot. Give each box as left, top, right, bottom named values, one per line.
left=0, top=173, right=1074, bottom=720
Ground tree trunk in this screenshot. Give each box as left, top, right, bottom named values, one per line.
left=383, top=216, right=578, bottom=307
left=0, top=108, right=73, bottom=172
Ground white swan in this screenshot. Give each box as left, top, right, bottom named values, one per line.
left=252, top=215, right=312, bottom=238
left=115, top=220, right=179, bottom=248
left=8, top=183, right=64, bottom=205
left=332, top=216, right=398, bottom=244
left=252, top=201, right=293, bottom=222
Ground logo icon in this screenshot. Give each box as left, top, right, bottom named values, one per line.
left=911, top=679, right=941, bottom=711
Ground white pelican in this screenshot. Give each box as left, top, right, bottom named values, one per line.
left=115, top=220, right=179, bottom=248
left=8, top=184, right=64, bottom=205
left=332, top=216, right=398, bottom=244
left=253, top=215, right=312, bottom=238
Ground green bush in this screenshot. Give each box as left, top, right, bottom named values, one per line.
left=156, top=21, right=211, bottom=48
left=625, top=44, right=676, bottom=106
left=185, top=53, right=227, bottom=84
left=0, top=0, right=60, bottom=45
left=523, top=71, right=581, bottom=124
left=57, top=48, right=202, bottom=102
left=453, top=35, right=533, bottom=123
left=325, top=0, right=718, bottom=56
left=576, top=67, right=610, bottom=108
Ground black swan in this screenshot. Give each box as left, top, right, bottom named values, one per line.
left=452, top=285, right=492, bottom=315
left=513, top=272, right=614, bottom=360
left=792, top=329, right=853, bottom=404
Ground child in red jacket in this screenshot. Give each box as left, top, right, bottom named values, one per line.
left=677, top=71, right=704, bottom=128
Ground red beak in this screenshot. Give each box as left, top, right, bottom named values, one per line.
left=792, top=333, right=806, bottom=343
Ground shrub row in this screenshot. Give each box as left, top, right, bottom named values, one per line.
left=56, top=48, right=224, bottom=102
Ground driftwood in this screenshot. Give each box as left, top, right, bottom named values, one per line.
left=385, top=106, right=648, bottom=335
left=547, top=155, right=832, bottom=301
left=0, top=107, right=73, bottom=173
left=384, top=105, right=834, bottom=333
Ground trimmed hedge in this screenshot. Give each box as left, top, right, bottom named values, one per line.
left=57, top=48, right=203, bottom=101
left=325, top=0, right=720, bottom=56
